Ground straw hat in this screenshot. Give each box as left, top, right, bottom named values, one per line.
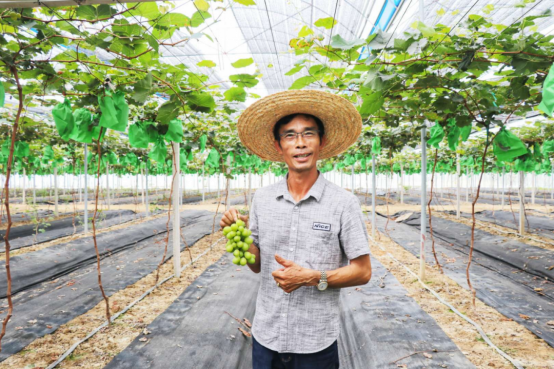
left=237, top=90, right=362, bottom=162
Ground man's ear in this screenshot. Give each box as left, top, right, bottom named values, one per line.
left=274, top=140, right=283, bottom=155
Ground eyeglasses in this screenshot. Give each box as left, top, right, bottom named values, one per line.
left=279, top=130, right=320, bottom=142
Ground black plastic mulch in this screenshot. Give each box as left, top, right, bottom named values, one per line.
left=0, top=210, right=55, bottom=224
left=0, top=210, right=220, bottom=361
left=380, top=212, right=554, bottom=347
left=448, top=210, right=554, bottom=241
left=0, top=210, right=138, bottom=251
left=106, top=253, right=474, bottom=369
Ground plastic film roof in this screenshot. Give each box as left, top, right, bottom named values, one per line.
left=151, top=0, right=554, bottom=107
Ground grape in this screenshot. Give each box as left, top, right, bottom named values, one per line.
left=224, top=219, right=254, bottom=268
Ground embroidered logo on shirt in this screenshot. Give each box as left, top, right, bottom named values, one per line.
left=312, top=222, right=331, bottom=231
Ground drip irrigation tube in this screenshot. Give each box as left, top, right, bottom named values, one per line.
left=45, top=236, right=225, bottom=369
left=369, top=235, right=524, bottom=369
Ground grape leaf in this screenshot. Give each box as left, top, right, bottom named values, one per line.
left=314, top=17, right=336, bottom=29
left=197, top=60, right=216, bottom=68
left=231, top=58, right=254, bottom=68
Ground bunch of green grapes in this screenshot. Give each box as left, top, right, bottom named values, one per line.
left=223, top=219, right=255, bottom=266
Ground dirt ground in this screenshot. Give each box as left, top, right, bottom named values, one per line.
left=0, top=232, right=229, bottom=369
left=368, top=224, right=554, bottom=369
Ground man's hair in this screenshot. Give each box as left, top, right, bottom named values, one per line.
left=273, top=113, right=325, bottom=142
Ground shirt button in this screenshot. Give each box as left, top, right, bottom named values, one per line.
left=289, top=248, right=293, bottom=251
left=294, top=206, right=298, bottom=210
left=282, top=313, right=286, bottom=317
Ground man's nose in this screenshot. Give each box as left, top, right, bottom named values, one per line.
left=295, top=135, right=307, bottom=148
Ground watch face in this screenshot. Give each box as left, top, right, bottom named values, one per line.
left=317, top=282, right=328, bottom=291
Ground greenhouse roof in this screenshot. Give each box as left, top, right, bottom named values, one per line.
left=146, top=0, right=554, bottom=105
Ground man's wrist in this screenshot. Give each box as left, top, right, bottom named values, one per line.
left=306, top=269, right=321, bottom=287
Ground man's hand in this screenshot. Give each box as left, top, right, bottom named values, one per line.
left=272, top=254, right=319, bottom=293
left=220, top=207, right=248, bottom=229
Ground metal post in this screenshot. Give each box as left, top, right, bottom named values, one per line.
left=22, top=167, right=26, bottom=205
left=400, top=163, right=404, bottom=204
left=225, top=155, right=232, bottom=212
left=551, top=161, right=554, bottom=200
left=351, top=164, right=355, bottom=193
left=106, top=164, right=110, bottom=210
left=33, top=174, right=36, bottom=206
left=84, top=144, right=88, bottom=233
left=531, top=172, right=537, bottom=205
left=172, top=142, right=180, bottom=278
left=456, top=153, right=460, bottom=219
left=501, top=167, right=505, bottom=208
left=141, top=169, right=145, bottom=205
left=202, top=164, right=206, bottom=202
left=371, top=154, right=377, bottom=240
left=519, top=171, right=525, bottom=234
left=420, top=127, right=427, bottom=281
left=54, top=167, right=59, bottom=216
left=145, top=164, right=150, bottom=216
left=248, top=167, right=252, bottom=208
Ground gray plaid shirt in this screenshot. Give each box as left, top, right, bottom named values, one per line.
left=250, top=173, right=370, bottom=353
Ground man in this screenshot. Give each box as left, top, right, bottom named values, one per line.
left=220, top=90, right=372, bottom=369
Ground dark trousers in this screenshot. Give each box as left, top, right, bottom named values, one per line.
left=252, top=336, right=340, bottom=369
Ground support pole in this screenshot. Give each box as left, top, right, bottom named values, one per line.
left=84, top=144, right=88, bottom=233
left=106, top=164, right=110, bottom=210
left=145, top=164, right=150, bottom=216
left=171, top=142, right=180, bottom=278
left=551, top=161, right=554, bottom=201
left=456, top=153, right=460, bottom=219
left=248, top=167, right=252, bottom=209
left=519, top=171, right=525, bottom=234
left=351, top=164, right=355, bottom=193
left=501, top=167, right=505, bottom=209
left=141, top=169, right=145, bottom=205
left=54, top=167, right=59, bottom=216
left=202, top=164, right=205, bottom=202
left=400, top=163, right=404, bottom=205
left=371, top=154, right=376, bottom=240
left=22, top=167, right=26, bottom=205
left=225, top=155, right=232, bottom=212
left=33, top=174, right=36, bottom=206
left=531, top=172, right=537, bottom=205
left=420, top=127, right=427, bottom=281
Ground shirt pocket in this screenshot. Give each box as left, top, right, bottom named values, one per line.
left=306, top=229, right=342, bottom=270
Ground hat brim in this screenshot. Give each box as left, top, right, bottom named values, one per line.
left=237, top=90, right=362, bottom=162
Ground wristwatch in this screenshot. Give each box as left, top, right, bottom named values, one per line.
left=317, top=271, right=328, bottom=291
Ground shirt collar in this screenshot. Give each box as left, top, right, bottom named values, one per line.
left=275, top=171, right=326, bottom=203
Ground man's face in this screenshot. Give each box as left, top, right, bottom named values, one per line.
left=274, top=115, right=326, bottom=174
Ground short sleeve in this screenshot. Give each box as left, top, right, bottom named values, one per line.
left=339, top=196, right=370, bottom=260
left=249, top=193, right=259, bottom=248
